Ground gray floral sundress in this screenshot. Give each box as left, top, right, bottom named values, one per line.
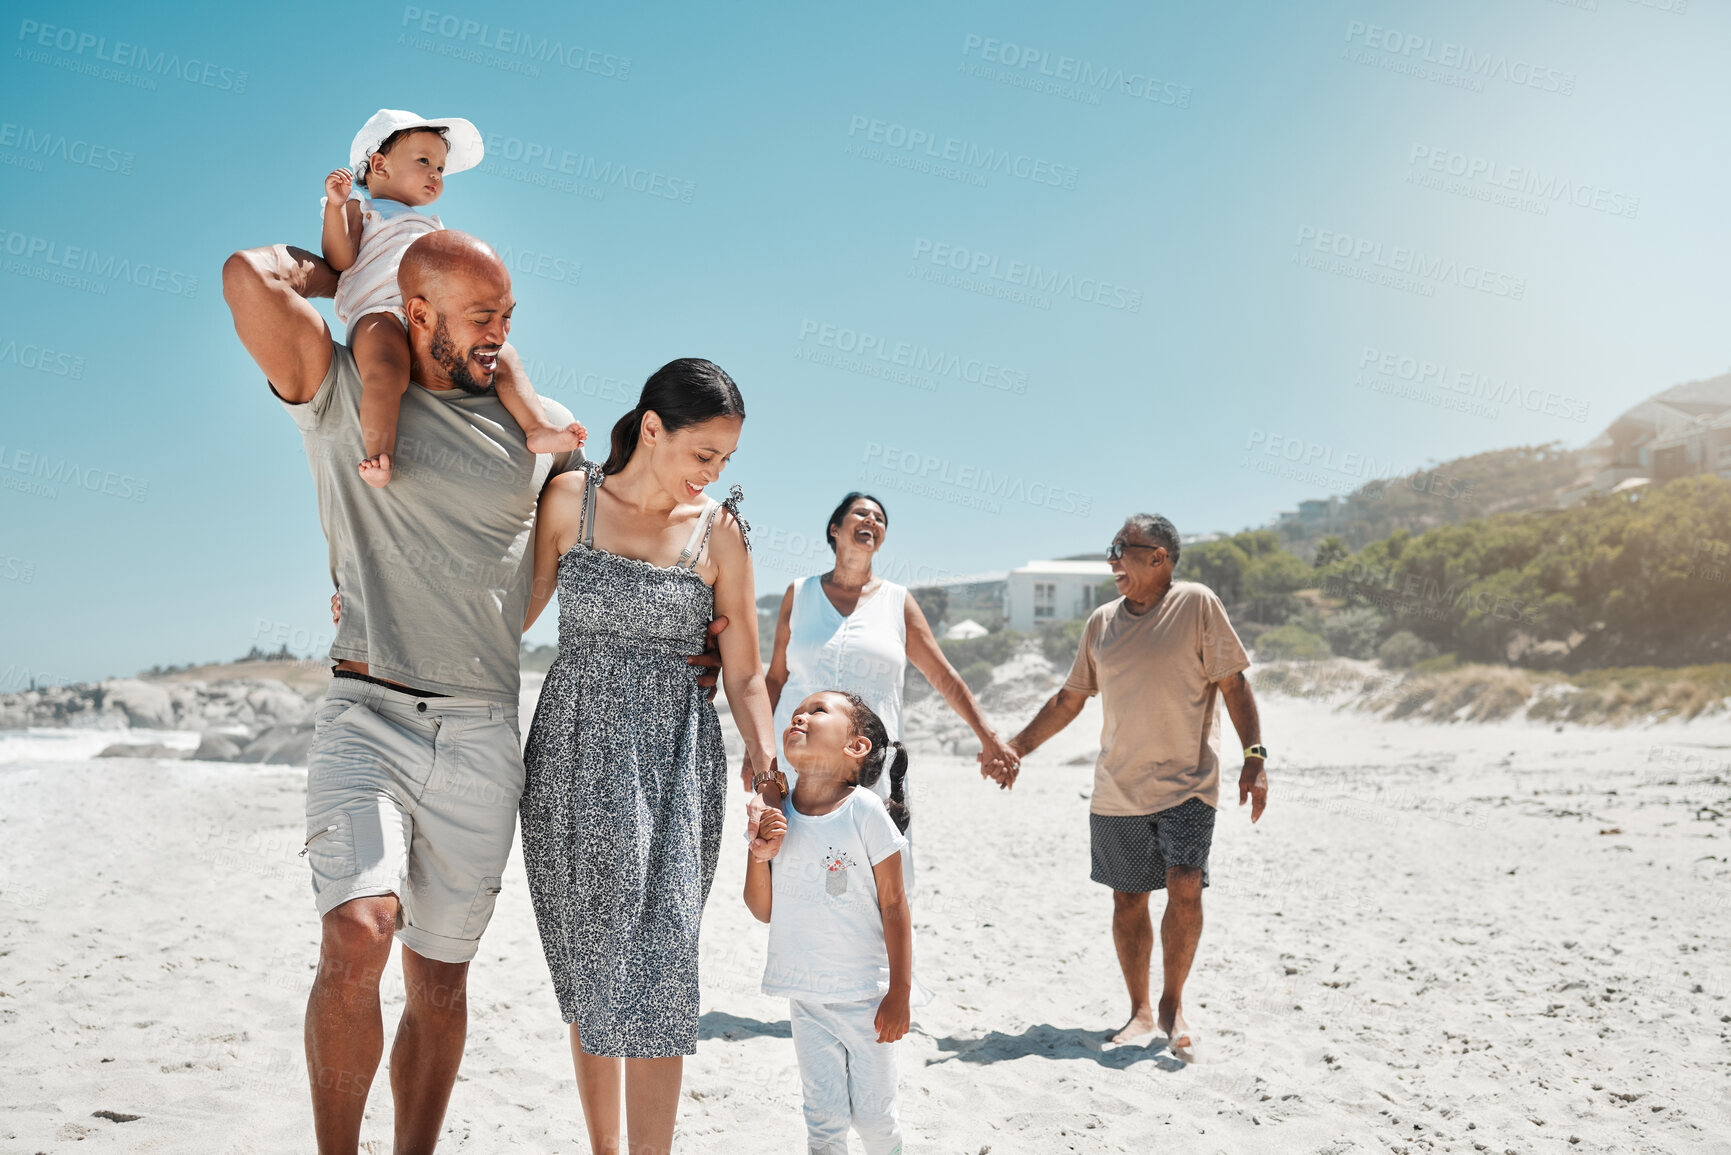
left=520, top=468, right=742, bottom=1058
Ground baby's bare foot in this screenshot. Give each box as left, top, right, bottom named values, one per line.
left=526, top=422, right=586, bottom=454
left=358, top=453, right=392, bottom=488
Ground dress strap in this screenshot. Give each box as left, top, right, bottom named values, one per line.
left=679, top=485, right=749, bottom=570
left=578, top=468, right=602, bottom=550
left=676, top=499, right=719, bottom=571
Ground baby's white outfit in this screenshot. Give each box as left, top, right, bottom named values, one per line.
left=763, top=787, right=928, bottom=1155
left=330, top=196, right=442, bottom=333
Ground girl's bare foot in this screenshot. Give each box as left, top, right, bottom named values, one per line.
left=358, top=453, right=392, bottom=488
left=526, top=422, right=587, bottom=454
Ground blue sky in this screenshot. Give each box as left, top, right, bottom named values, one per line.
left=2, top=0, right=1726, bottom=686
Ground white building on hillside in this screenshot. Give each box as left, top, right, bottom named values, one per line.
left=1005, top=560, right=1116, bottom=632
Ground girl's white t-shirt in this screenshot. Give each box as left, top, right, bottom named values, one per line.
left=762, top=787, right=928, bottom=1005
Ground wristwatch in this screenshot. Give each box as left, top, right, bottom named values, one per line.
left=752, top=762, right=788, bottom=797
left=1243, top=744, right=1269, bottom=760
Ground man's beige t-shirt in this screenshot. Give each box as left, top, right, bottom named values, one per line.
left=280, top=342, right=580, bottom=701
left=1063, top=581, right=1250, bottom=816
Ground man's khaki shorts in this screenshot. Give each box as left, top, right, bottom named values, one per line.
left=303, top=678, right=523, bottom=964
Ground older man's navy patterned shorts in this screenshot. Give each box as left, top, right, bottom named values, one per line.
left=1090, top=798, right=1216, bottom=893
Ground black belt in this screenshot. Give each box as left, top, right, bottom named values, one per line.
left=331, top=667, right=447, bottom=698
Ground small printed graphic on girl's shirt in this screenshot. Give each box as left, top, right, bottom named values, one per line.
left=823, top=849, right=857, bottom=896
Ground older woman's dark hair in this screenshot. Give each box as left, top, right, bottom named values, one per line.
left=825, top=492, right=889, bottom=551
left=602, top=358, right=745, bottom=474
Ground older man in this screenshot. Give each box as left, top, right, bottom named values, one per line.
left=987, top=513, right=1268, bottom=1052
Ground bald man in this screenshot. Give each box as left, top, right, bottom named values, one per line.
left=222, top=233, right=595, bottom=1153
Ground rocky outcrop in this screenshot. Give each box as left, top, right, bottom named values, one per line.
left=2, top=678, right=318, bottom=764
left=97, top=742, right=189, bottom=760
left=236, top=723, right=315, bottom=765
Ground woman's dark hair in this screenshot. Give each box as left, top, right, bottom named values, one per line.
left=358, top=125, right=450, bottom=188
left=826, top=492, right=888, bottom=552
left=602, top=358, right=745, bottom=475
left=838, top=691, right=910, bottom=833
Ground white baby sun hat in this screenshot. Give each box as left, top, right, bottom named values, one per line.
left=349, top=109, right=484, bottom=177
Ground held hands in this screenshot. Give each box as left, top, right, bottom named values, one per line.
left=744, top=752, right=786, bottom=860
left=1239, top=758, right=1269, bottom=822
left=746, top=798, right=785, bottom=862
left=874, top=988, right=910, bottom=1043
left=324, top=168, right=353, bottom=206
left=976, top=734, right=1021, bottom=790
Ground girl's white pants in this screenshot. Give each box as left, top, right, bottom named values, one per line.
left=789, top=997, right=903, bottom=1155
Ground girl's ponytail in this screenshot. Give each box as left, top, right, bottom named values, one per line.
left=882, top=740, right=910, bottom=834
left=843, top=694, right=912, bottom=834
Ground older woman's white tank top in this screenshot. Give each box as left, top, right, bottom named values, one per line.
left=773, top=575, right=908, bottom=784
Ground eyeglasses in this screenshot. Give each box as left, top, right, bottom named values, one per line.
left=1106, top=542, right=1163, bottom=561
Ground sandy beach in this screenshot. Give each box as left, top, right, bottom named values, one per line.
left=3, top=684, right=1730, bottom=1153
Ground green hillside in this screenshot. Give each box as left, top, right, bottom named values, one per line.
left=1269, top=444, right=1581, bottom=557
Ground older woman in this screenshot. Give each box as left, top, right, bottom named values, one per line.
left=766, top=492, right=1018, bottom=889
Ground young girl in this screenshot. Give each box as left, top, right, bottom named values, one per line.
left=745, top=690, right=928, bottom=1155
left=321, top=108, right=583, bottom=487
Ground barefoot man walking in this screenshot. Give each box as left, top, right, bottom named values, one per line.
left=222, top=232, right=593, bottom=1152
left=984, top=513, right=1269, bottom=1052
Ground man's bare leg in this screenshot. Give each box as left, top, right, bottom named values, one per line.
left=306, top=896, right=398, bottom=1154
left=1109, top=889, right=1158, bottom=1044
left=391, top=948, right=470, bottom=1155
left=1157, top=866, right=1205, bottom=1049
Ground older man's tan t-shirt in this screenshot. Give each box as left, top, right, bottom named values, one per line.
left=1063, top=582, right=1250, bottom=816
